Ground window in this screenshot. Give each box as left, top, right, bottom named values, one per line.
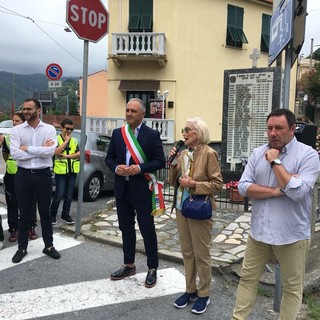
left=226, top=4, right=248, bottom=48
left=128, top=0, right=153, bottom=32
left=127, top=91, right=156, bottom=118
left=261, top=14, right=271, bottom=53
left=97, top=135, right=110, bottom=152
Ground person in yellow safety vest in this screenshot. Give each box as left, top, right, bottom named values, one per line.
left=50, top=119, right=80, bottom=225
left=0, top=133, right=4, bottom=249
left=2, top=112, right=38, bottom=242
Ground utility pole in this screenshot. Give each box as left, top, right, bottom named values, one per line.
left=310, top=38, right=314, bottom=68
left=12, top=73, right=15, bottom=116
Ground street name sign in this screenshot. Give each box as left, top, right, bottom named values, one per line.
left=268, top=0, right=293, bottom=66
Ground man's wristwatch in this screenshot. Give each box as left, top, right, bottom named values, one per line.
left=270, top=158, right=281, bottom=168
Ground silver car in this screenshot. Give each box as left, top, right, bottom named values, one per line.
left=0, top=120, right=13, bottom=135
left=55, top=129, right=114, bottom=202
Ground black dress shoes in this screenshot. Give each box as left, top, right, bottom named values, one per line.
left=111, top=264, right=136, bottom=280
left=145, top=269, right=157, bottom=288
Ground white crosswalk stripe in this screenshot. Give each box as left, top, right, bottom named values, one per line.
left=0, top=268, right=185, bottom=320
left=0, top=233, right=82, bottom=271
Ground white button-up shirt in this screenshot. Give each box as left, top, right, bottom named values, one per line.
left=10, top=120, right=57, bottom=169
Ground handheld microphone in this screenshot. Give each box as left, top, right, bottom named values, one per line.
left=168, top=140, right=185, bottom=164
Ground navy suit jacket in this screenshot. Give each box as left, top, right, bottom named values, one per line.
left=105, top=123, right=166, bottom=201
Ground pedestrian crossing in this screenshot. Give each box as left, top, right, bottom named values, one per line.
left=0, top=268, right=185, bottom=320
left=0, top=207, right=186, bottom=320
left=0, top=232, right=81, bottom=271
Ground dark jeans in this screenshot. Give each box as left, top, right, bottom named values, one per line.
left=4, top=173, right=37, bottom=232
left=116, top=183, right=159, bottom=269
left=50, top=173, right=77, bottom=218
left=15, top=167, right=53, bottom=250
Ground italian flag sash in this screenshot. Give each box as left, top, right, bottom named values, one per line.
left=121, top=124, right=165, bottom=216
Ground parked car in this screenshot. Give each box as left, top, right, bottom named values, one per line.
left=0, top=120, right=13, bottom=135
left=55, top=129, right=114, bottom=202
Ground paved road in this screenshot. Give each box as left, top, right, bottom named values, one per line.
left=0, top=155, right=309, bottom=319
left=0, top=207, right=282, bottom=320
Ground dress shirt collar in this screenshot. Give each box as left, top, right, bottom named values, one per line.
left=267, top=136, right=297, bottom=156
left=22, top=119, right=44, bottom=129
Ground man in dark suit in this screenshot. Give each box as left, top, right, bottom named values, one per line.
left=105, top=98, right=166, bottom=288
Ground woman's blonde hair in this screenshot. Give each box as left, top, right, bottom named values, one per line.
left=186, top=117, right=210, bottom=145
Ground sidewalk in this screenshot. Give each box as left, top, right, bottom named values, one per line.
left=61, top=198, right=320, bottom=293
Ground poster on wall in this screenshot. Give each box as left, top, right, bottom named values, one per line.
left=150, top=98, right=165, bottom=119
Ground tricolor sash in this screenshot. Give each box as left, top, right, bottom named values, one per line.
left=121, top=124, right=165, bottom=216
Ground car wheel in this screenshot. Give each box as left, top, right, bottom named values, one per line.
left=83, top=173, right=102, bottom=202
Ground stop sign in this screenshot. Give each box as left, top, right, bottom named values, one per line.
left=66, top=0, right=109, bottom=43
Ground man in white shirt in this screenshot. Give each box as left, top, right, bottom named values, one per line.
left=10, top=98, right=60, bottom=263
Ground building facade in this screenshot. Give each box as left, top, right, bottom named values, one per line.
left=105, top=0, right=296, bottom=143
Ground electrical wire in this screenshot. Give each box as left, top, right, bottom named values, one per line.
left=0, top=5, right=108, bottom=76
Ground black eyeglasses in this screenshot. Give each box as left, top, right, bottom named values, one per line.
left=64, top=127, right=74, bottom=131
left=181, top=127, right=193, bottom=133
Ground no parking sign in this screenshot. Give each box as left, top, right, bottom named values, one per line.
left=46, top=63, right=63, bottom=80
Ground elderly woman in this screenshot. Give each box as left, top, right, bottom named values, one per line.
left=169, top=117, right=223, bottom=314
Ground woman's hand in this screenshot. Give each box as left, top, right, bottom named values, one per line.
left=168, top=146, right=177, bottom=158
left=179, top=174, right=196, bottom=188
left=168, top=146, right=180, bottom=166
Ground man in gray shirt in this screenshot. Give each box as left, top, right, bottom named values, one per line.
left=232, top=109, right=320, bottom=320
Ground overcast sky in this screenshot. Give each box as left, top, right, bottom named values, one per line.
left=0, top=0, right=319, bottom=77
left=0, top=0, right=108, bottom=77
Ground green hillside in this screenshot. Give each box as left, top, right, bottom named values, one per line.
left=0, top=71, right=78, bottom=115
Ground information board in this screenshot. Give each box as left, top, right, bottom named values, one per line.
left=221, top=67, right=283, bottom=172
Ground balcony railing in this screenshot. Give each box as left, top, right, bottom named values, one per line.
left=110, top=32, right=167, bottom=67
left=111, top=32, right=166, bottom=55
left=86, top=117, right=174, bottom=143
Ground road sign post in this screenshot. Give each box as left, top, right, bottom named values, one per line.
left=66, top=0, right=109, bottom=237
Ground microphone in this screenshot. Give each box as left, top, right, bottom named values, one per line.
left=168, top=140, right=185, bottom=164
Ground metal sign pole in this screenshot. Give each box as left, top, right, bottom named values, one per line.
left=75, top=40, right=89, bottom=238
left=283, top=43, right=293, bottom=109
left=273, top=1, right=294, bottom=309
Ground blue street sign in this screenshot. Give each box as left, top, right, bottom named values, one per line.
left=268, top=0, right=293, bottom=66
left=46, top=63, right=63, bottom=81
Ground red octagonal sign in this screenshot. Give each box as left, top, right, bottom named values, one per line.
left=66, top=0, right=109, bottom=43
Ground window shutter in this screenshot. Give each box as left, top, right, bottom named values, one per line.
left=128, top=14, right=140, bottom=31
left=227, top=5, right=248, bottom=46
left=261, top=14, right=271, bottom=52
left=129, top=0, right=153, bottom=32
left=140, top=14, right=153, bottom=31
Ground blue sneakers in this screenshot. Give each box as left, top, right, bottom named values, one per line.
left=191, top=296, right=210, bottom=314
left=174, top=292, right=198, bottom=309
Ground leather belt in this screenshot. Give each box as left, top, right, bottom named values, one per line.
left=18, top=167, right=50, bottom=174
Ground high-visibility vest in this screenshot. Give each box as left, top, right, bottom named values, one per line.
left=4, top=135, right=17, bottom=175
left=53, top=135, right=80, bottom=174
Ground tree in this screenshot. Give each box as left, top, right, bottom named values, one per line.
left=312, top=47, right=320, bottom=61
left=52, top=79, right=79, bottom=115
left=298, top=62, right=320, bottom=108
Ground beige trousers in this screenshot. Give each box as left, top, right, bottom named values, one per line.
left=176, top=209, right=213, bottom=297
left=232, top=236, right=310, bottom=320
